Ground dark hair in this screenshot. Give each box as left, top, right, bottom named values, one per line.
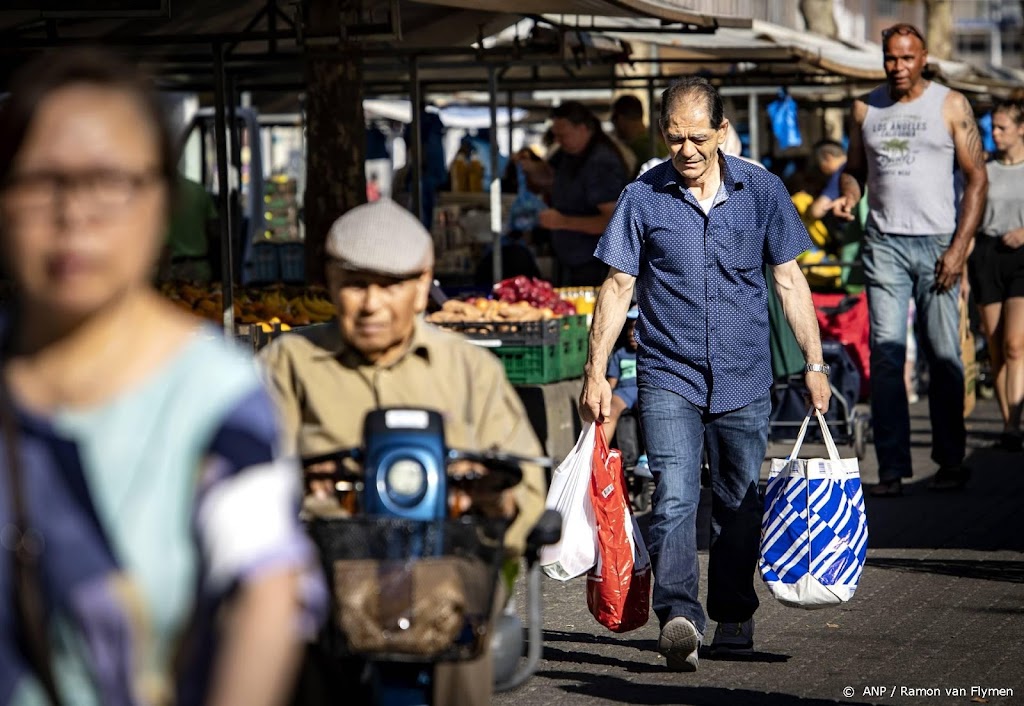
left=993, top=98, right=1024, bottom=126
left=0, top=47, right=179, bottom=203
left=550, top=101, right=628, bottom=176
left=881, top=23, right=927, bottom=51
left=659, top=76, right=724, bottom=131
left=612, top=94, right=644, bottom=121
left=551, top=101, right=602, bottom=135
left=813, top=139, right=846, bottom=161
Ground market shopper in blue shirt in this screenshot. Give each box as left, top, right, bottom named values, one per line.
left=579, top=76, right=831, bottom=672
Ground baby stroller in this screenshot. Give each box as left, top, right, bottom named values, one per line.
left=767, top=267, right=870, bottom=459
left=769, top=339, right=869, bottom=459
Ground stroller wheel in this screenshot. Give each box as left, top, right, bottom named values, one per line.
left=853, top=416, right=868, bottom=460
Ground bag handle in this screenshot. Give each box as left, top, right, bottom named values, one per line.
left=787, top=408, right=842, bottom=463
left=1, top=389, right=63, bottom=706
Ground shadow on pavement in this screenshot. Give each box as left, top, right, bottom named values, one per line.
left=542, top=628, right=650, bottom=648
left=539, top=645, right=667, bottom=674
left=862, top=447, right=1024, bottom=551
left=544, top=671, right=877, bottom=706
left=866, top=557, right=1024, bottom=583
left=540, top=626, right=791, bottom=676
left=700, top=648, right=790, bottom=663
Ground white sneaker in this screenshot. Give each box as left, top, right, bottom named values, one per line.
left=709, top=618, right=754, bottom=655
left=658, top=616, right=702, bottom=672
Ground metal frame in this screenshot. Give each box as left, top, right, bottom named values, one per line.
left=1, top=0, right=170, bottom=19
left=213, top=44, right=236, bottom=334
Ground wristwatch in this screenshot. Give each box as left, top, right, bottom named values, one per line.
left=805, top=363, right=831, bottom=376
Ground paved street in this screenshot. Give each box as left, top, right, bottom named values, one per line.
left=496, top=396, right=1024, bottom=706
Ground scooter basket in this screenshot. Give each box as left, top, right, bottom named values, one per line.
left=306, top=516, right=507, bottom=662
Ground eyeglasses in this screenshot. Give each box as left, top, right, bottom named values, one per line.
left=0, top=167, right=163, bottom=217
left=881, top=24, right=925, bottom=45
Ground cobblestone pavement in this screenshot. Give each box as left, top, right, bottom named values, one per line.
left=496, top=396, right=1024, bottom=706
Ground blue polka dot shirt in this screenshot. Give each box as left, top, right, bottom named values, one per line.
left=595, top=155, right=811, bottom=413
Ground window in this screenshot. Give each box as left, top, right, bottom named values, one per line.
left=956, top=32, right=989, bottom=55
left=878, top=0, right=904, bottom=17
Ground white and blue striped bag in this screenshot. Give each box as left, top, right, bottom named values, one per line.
left=759, top=410, right=868, bottom=609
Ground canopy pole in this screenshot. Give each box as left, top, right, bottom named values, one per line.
left=647, top=77, right=657, bottom=157
left=747, top=92, right=760, bottom=162
left=507, top=89, right=516, bottom=155
left=213, top=43, right=236, bottom=336
left=648, top=42, right=660, bottom=151
left=489, top=67, right=503, bottom=286
left=409, top=57, right=423, bottom=225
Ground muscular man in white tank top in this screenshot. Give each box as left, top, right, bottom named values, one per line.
left=830, top=23, right=988, bottom=496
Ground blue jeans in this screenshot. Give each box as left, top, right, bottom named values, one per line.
left=862, top=227, right=965, bottom=480
left=638, top=385, right=770, bottom=635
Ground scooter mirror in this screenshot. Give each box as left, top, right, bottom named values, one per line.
left=526, top=508, right=563, bottom=551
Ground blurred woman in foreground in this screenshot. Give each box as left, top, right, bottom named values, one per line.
left=0, top=48, right=322, bottom=705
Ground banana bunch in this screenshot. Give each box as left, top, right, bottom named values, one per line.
left=260, top=288, right=289, bottom=313
left=160, top=282, right=336, bottom=328
left=298, top=292, right=335, bottom=322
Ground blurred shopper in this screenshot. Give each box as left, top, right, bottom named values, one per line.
left=602, top=307, right=641, bottom=445
left=809, top=139, right=847, bottom=221
left=832, top=23, right=988, bottom=495
left=611, top=94, right=667, bottom=176
left=515, top=102, right=629, bottom=286
left=161, top=173, right=218, bottom=282
left=968, top=98, right=1024, bottom=451
left=786, top=170, right=842, bottom=290
left=581, top=76, right=830, bottom=672
left=0, top=48, right=321, bottom=706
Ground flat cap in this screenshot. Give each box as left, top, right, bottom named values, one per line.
left=325, top=199, right=434, bottom=277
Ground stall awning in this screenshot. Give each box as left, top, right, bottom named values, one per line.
left=411, top=0, right=751, bottom=29
left=599, top=17, right=1023, bottom=94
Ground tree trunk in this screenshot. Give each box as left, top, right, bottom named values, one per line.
left=799, top=0, right=837, bottom=38
left=923, top=0, right=953, bottom=60
left=304, top=51, right=366, bottom=284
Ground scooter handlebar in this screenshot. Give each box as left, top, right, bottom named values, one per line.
left=300, top=448, right=549, bottom=493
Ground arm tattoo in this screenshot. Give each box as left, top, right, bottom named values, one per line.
left=956, top=93, right=986, bottom=168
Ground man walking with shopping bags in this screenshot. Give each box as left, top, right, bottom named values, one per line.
left=580, top=76, right=831, bottom=672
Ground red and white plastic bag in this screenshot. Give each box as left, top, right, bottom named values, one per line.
left=586, top=423, right=651, bottom=633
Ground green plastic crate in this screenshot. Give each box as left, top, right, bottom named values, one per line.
left=491, top=343, right=561, bottom=385
left=560, top=335, right=587, bottom=380
left=559, top=315, right=589, bottom=379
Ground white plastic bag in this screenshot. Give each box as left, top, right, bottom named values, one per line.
left=540, top=423, right=598, bottom=581
left=759, top=410, right=868, bottom=609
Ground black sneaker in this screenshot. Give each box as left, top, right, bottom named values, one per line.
left=998, top=432, right=1023, bottom=452
left=709, top=618, right=754, bottom=656
left=928, top=465, right=969, bottom=491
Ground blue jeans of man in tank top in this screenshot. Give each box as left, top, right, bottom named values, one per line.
left=638, top=385, right=770, bottom=635
left=862, top=223, right=965, bottom=481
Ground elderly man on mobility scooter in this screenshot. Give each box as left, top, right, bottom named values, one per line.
left=258, top=199, right=548, bottom=706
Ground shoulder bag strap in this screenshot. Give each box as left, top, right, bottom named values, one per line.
left=1, top=389, right=63, bottom=706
